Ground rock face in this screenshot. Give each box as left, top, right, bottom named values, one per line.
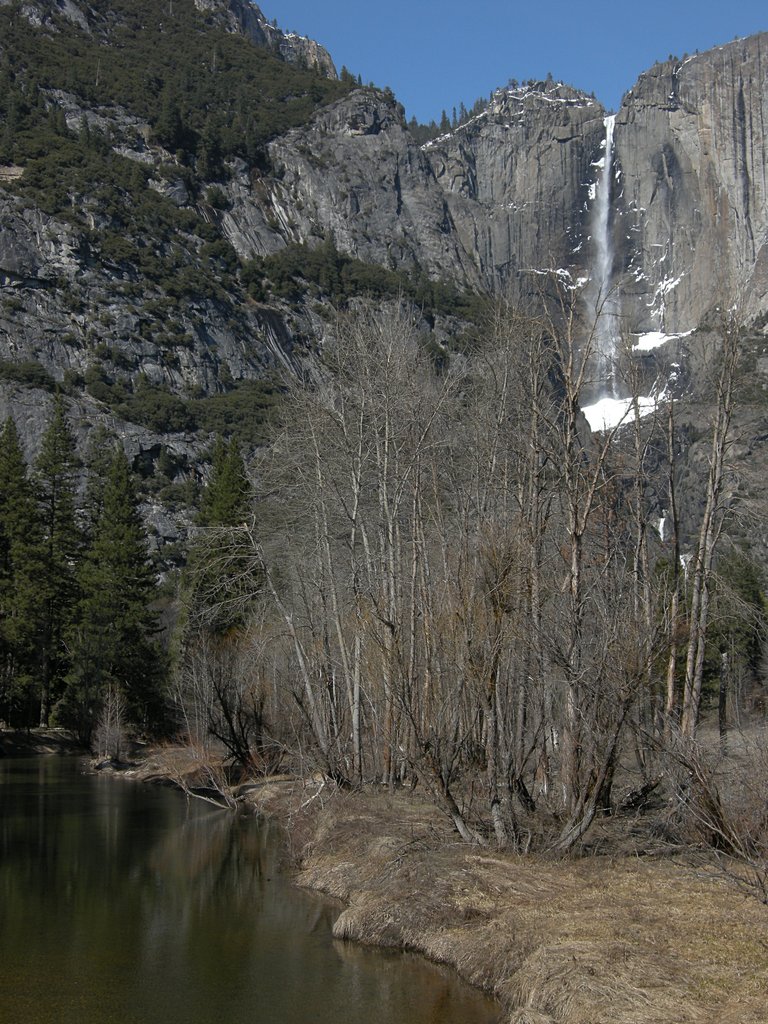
left=215, top=82, right=605, bottom=297
left=259, top=93, right=482, bottom=284
left=612, top=35, right=768, bottom=334
left=424, top=83, right=605, bottom=291
left=2, top=4, right=768, bottom=526
left=218, top=34, right=768, bottom=336
left=193, top=0, right=337, bottom=77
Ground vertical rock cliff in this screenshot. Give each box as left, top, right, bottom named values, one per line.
left=613, top=34, right=768, bottom=333
left=2, top=2, right=768, bottom=489
left=423, top=83, right=606, bottom=292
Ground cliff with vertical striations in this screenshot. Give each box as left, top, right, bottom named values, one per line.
left=612, top=35, right=768, bottom=333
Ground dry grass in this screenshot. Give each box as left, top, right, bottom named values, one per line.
left=247, top=782, right=768, bottom=1024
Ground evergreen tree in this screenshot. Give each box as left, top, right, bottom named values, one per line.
left=60, top=448, right=164, bottom=742
left=34, top=395, right=82, bottom=726
left=82, top=424, right=116, bottom=537
left=154, top=84, right=186, bottom=153
left=180, top=438, right=254, bottom=641
left=197, top=116, right=223, bottom=180
left=198, top=437, right=251, bottom=527
left=0, top=418, right=32, bottom=595
left=0, top=418, right=40, bottom=725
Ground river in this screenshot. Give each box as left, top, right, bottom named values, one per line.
left=0, top=756, right=499, bottom=1024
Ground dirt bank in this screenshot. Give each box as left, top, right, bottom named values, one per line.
left=0, top=728, right=84, bottom=757
left=244, top=779, right=767, bottom=1024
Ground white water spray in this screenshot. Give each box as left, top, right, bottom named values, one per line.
left=589, top=114, right=619, bottom=393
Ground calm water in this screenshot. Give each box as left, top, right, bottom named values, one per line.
left=0, top=757, right=498, bottom=1024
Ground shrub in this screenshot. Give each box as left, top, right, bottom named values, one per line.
left=0, top=358, right=55, bottom=390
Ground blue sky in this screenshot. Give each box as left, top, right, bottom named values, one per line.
left=262, top=1, right=767, bottom=122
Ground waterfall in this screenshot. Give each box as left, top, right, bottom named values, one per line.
left=589, top=114, right=619, bottom=394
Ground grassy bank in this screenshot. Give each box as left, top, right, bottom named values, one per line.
left=243, top=778, right=767, bottom=1024
left=88, top=746, right=768, bottom=1023
left=8, top=734, right=766, bottom=1020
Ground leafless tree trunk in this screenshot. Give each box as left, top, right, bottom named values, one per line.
left=681, top=321, right=739, bottom=738
left=94, top=683, right=127, bottom=762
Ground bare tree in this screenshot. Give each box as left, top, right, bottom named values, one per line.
left=681, top=319, right=740, bottom=738
left=94, top=683, right=128, bottom=762
left=184, top=292, right=761, bottom=860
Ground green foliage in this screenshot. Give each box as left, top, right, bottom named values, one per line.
left=0, top=0, right=351, bottom=302
left=58, top=447, right=165, bottom=740
left=0, top=419, right=35, bottom=573
left=117, top=378, right=197, bottom=434
left=82, top=424, right=118, bottom=533
left=708, top=549, right=767, bottom=683
left=0, top=358, right=55, bottom=390
left=0, top=0, right=351, bottom=172
left=407, top=93, right=489, bottom=144
left=33, top=395, right=82, bottom=725
left=198, top=437, right=251, bottom=528
left=0, top=412, right=167, bottom=735
left=192, top=379, right=283, bottom=444
left=245, top=239, right=487, bottom=322
left=205, top=185, right=230, bottom=210
left=83, top=371, right=282, bottom=445
left=0, top=417, right=41, bottom=725
left=662, top=545, right=768, bottom=708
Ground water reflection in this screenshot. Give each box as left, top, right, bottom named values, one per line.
left=0, top=758, right=498, bottom=1024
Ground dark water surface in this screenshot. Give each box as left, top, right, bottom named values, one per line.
left=0, top=757, right=498, bottom=1024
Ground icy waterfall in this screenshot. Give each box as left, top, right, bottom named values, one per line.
left=589, top=114, right=619, bottom=394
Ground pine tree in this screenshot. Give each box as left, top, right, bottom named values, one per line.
left=180, top=438, right=254, bottom=640
left=34, top=395, right=82, bottom=726
left=0, top=418, right=33, bottom=594
left=82, top=424, right=116, bottom=537
left=197, top=116, right=223, bottom=180
left=61, top=448, right=164, bottom=742
left=154, top=84, right=185, bottom=153
left=198, top=437, right=251, bottom=527
left=0, top=418, right=41, bottom=724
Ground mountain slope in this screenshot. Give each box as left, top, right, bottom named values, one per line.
left=1, top=2, right=768, bottom=557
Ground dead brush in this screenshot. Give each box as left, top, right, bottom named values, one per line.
left=660, top=725, right=768, bottom=903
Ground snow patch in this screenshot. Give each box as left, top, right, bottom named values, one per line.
left=581, top=393, right=663, bottom=432
left=632, top=329, right=693, bottom=351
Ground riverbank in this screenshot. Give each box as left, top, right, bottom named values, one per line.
left=243, top=776, right=767, bottom=1024
left=0, top=727, right=85, bottom=757
left=65, top=745, right=768, bottom=1023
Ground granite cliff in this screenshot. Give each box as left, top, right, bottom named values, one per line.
left=613, top=37, right=768, bottom=332
left=0, top=0, right=767, bottom=552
